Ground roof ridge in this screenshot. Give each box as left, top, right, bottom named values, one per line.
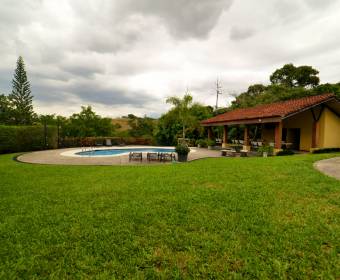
left=202, top=93, right=336, bottom=125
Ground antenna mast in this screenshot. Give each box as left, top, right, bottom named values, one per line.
left=215, top=79, right=222, bottom=110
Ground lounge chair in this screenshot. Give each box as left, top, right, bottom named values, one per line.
left=147, top=152, right=160, bottom=161
left=159, top=152, right=176, bottom=162
left=129, top=152, right=142, bottom=162
left=105, top=139, right=112, bottom=146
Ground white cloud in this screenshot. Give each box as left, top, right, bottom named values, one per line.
left=0, top=0, right=340, bottom=117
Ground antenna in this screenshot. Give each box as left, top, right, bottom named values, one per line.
left=215, top=79, right=222, bottom=110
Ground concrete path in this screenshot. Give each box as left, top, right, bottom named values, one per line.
left=16, top=146, right=222, bottom=166
left=314, top=157, right=340, bottom=180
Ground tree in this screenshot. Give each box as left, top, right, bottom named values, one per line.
left=0, top=94, right=13, bottom=124
left=63, top=106, right=114, bottom=137
left=166, top=93, right=194, bottom=139
left=9, top=56, right=35, bottom=125
left=127, top=115, right=155, bottom=137
left=270, top=63, right=319, bottom=88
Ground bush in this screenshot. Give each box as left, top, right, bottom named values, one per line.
left=257, top=145, right=274, bottom=156
left=175, top=144, right=190, bottom=155
left=276, top=149, right=295, bottom=156
left=311, top=147, right=340, bottom=154
left=0, top=125, right=58, bottom=154
left=207, top=139, right=215, bottom=147
left=196, top=139, right=207, bottom=148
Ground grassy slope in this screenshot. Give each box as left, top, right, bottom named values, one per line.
left=0, top=154, right=339, bottom=279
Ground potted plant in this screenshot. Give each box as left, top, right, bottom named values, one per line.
left=258, top=145, right=273, bottom=157
left=175, top=143, right=190, bottom=162
left=207, top=139, right=215, bottom=150
left=196, top=139, right=206, bottom=148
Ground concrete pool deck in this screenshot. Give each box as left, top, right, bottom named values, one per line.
left=314, top=157, right=340, bottom=180
left=16, top=146, right=222, bottom=166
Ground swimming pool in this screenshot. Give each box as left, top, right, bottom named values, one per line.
left=75, top=148, right=176, bottom=157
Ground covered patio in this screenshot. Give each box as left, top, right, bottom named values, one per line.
left=201, top=94, right=340, bottom=153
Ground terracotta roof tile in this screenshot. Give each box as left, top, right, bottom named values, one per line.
left=201, top=93, right=335, bottom=125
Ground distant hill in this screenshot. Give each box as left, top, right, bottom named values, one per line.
left=111, top=118, right=131, bottom=132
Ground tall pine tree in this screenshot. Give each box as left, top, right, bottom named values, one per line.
left=9, top=56, right=34, bottom=125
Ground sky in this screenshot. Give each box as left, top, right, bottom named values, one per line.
left=1, top=0, right=340, bottom=118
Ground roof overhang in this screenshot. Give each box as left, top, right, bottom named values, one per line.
left=201, top=116, right=282, bottom=126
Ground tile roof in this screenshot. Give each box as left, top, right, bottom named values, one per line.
left=201, top=93, right=335, bottom=125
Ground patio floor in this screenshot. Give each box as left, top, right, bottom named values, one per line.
left=16, top=147, right=222, bottom=166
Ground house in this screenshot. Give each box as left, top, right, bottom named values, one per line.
left=201, top=93, right=340, bottom=152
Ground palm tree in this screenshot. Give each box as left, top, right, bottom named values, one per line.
left=166, top=93, right=193, bottom=139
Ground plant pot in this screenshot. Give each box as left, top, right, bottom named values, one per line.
left=263, top=152, right=268, bottom=158
left=177, top=153, right=188, bottom=162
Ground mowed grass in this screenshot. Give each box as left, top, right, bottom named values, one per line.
left=0, top=153, right=339, bottom=279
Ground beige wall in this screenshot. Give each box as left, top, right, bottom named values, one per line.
left=283, top=109, right=315, bottom=151
left=319, top=108, right=340, bottom=148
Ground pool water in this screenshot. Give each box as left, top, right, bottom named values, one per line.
left=76, top=148, right=175, bottom=157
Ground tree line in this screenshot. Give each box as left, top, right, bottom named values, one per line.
left=1, top=58, right=338, bottom=144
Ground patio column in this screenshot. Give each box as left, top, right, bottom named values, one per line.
left=222, top=125, right=228, bottom=148
left=243, top=126, right=251, bottom=151
left=207, top=126, right=213, bottom=141
left=274, top=122, right=283, bottom=150
left=312, top=121, right=319, bottom=148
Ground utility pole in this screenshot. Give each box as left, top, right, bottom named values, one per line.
left=215, top=79, right=222, bottom=110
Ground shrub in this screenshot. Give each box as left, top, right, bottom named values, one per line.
left=311, top=147, right=340, bottom=154
left=207, top=139, right=215, bottom=147
left=0, top=125, right=57, bottom=154
left=196, top=139, right=207, bottom=148
left=257, top=145, right=274, bottom=156
left=175, top=143, right=190, bottom=155
left=276, top=149, right=295, bottom=156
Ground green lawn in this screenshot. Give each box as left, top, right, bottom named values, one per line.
left=0, top=153, right=339, bottom=279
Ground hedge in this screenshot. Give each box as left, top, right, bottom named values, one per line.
left=0, top=125, right=58, bottom=154
left=311, top=147, right=340, bottom=154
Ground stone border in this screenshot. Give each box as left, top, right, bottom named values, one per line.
left=16, top=147, right=219, bottom=166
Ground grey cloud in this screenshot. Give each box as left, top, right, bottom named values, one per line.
left=230, top=26, right=255, bottom=41
left=121, top=0, right=234, bottom=39
left=66, top=83, right=156, bottom=107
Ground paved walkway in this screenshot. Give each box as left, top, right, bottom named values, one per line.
left=314, top=157, right=340, bottom=180
left=16, top=147, right=222, bottom=166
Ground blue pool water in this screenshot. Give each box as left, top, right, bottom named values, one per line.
left=76, top=148, right=175, bottom=156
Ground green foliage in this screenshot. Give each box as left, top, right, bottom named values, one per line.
left=0, top=94, right=14, bottom=124
left=0, top=153, right=339, bottom=278
left=270, top=63, right=319, bottom=88
left=257, top=145, right=274, bottom=156
left=311, top=147, right=340, bottom=154
left=175, top=143, right=190, bottom=155
left=229, top=64, right=338, bottom=110
left=127, top=114, right=156, bottom=137
left=62, top=106, right=114, bottom=137
left=206, top=139, right=215, bottom=147
left=0, top=125, right=57, bottom=153
left=9, top=56, right=35, bottom=125
left=166, top=93, right=194, bottom=139
left=196, top=139, right=207, bottom=147
left=276, top=149, right=295, bottom=156
left=156, top=97, right=213, bottom=145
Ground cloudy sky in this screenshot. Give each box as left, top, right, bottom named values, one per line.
left=1, top=0, right=340, bottom=117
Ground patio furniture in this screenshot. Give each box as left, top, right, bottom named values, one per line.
left=129, top=152, right=142, bottom=162
left=240, top=150, right=248, bottom=157
left=105, top=139, right=112, bottom=146
left=221, top=148, right=237, bottom=157
left=147, top=152, right=160, bottom=161
left=160, top=152, right=176, bottom=162
left=95, top=139, right=104, bottom=146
